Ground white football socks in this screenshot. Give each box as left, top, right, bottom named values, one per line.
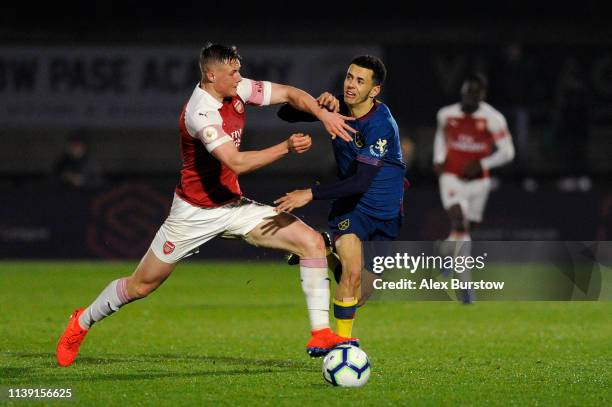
left=78, top=278, right=133, bottom=330
left=299, top=259, right=331, bottom=331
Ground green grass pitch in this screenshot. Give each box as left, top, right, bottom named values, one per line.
left=1, top=261, right=610, bottom=406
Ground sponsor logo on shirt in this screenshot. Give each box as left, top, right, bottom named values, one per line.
left=230, top=128, right=242, bottom=147
left=338, top=219, right=350, bottom=231
left=449, top=134, right=488, bottom=152
left=354, top=132, right=365, bottom=148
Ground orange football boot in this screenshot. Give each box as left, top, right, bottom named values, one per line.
left=306, top=327, right=359, bottom=357
left=56, top=308, right=89, bottom=367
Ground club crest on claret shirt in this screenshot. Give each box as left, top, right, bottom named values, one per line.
left=370, top=138, right=388, bottom=158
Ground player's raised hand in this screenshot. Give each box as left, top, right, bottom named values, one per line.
left=318, top=109, right=356, bottom=142
left=274, top=189, right=313, bottom=213
left=287, top=133, right=312, bottom=154
left=317, top=92, right=340, bottom=113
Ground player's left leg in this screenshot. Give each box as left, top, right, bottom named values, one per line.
left=358, top=215, right=403, bottom=307
left=334, top=233, right=363, bottom=339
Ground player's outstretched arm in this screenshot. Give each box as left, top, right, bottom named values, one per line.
left=274, top=161, right=381, bottom=213
left=269, top=83, right=355, bottom=142
left=211, top=133, right=311, bottom=175
left=277, top=92, right=340, bottom=123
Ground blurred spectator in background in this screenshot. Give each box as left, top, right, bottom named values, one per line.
left=551, top=58, right=591, bottom=192
left=54, top=131, right=104, bottom=189
left=490, top=42, right=533, bottom=187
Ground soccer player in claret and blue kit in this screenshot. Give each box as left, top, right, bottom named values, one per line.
left=275, top=55, right=407, bottom=343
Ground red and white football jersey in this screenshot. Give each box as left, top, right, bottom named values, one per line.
left=175, top=78, right=272, bottom=207
left=436, top=102, right=509, bottom=178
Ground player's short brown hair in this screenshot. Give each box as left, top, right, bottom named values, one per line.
left=199, top=43, right=241, bottom=72
left=351, top=55, right=387, bottom=86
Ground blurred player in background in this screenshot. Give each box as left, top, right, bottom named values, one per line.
left=275, top=55, right=406, bottom=341
left=56, top=43, right=359, bottom=367
left=433, top=73, right=515, bottom=303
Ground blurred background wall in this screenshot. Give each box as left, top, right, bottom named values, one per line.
left=1, top=2, right=610, bottom=259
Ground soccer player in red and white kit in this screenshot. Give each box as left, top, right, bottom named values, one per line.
left=56, top=44, right=359, bottom=366
left=433, top=73, right=515, bottom=303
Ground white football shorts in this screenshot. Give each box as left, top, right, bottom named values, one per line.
left=150, top=194, right=277, bottom=263
left=439, top=173, right=491, bottom=223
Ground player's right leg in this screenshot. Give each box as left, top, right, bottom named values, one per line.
left=56, top=249, right=176, bottom=366
left=55, top=194, right=212, bottom=367
left=438, top=173, right=471, bottom=279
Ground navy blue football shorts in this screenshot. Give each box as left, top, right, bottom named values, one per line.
left=328, top=207, right=402, bottom=242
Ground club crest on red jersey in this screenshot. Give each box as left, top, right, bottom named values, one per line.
left=163, top=241, right=175, bottom=255
left=233, top=99, right=244, bottom=114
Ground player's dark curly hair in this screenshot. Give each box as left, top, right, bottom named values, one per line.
left=199, top=43, right=241, bottom=71
left=464, top=72, right=488, bottom=89
left=351, top=55, right=387, bottom=86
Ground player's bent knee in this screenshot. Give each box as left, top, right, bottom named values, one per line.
left=296, top=229, right=325, bottom=258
